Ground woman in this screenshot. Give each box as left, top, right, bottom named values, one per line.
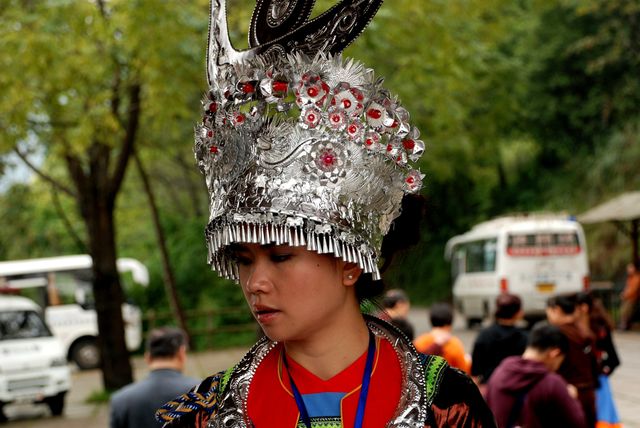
left=157, top=0, right=496, bottom=426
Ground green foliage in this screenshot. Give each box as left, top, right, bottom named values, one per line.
left=86, top=389, right=112, bottom=404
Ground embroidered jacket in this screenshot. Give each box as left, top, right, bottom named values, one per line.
left=157, top=316, right=496, bottom=428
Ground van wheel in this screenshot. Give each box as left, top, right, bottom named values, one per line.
left=466, top=317, right=482, bottom=329
left=71, top=338, right=100, bottom=370
left=45, top=392, right=66, bottom=416
left=0, top=401, right=7, bottom=423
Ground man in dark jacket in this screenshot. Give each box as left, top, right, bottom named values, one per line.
left=485, top=322, right=586, bottom=428
left=471, top=293, right=528, bottom=392
left=110, top=327, right=199, bottom=428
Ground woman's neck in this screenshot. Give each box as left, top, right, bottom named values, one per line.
left=283, top=312, right=370, bottom=381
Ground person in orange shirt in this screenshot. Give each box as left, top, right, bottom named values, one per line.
left=414, top=302, right=471, bottom=373
left=619, top=262, right=640, bottom=331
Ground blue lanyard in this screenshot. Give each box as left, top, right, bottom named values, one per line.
left=282, top=330, right=376, bottom=428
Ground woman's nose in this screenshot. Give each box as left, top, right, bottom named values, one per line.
left=242, top=259, right=272, bottom=294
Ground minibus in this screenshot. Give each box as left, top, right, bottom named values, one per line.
left=445, top=215, right=589, bottom=327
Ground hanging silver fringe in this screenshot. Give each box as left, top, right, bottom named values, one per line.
left=205, top=214, right=381, bottom=282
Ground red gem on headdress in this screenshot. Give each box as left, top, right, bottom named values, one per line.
left=207, top=130, right=214, bottom=138
left=342, top=99, right=352, bottom=109
left=348, top=124, right=358, bottom=134
left=235, top=114, right=245, bottom=124
left=242, top=82, right=255, bottom=94
left=406, top=176, right=415, bottom=184
left=367, top=108, right=382, bottom=119
left=307, top=87, right=319, bottom=97
left=321, top=152, right=335, bottom=166
left=210, top=146, right=218, bottom=154
left=386, top=144, right=393, bottom=152
left=272, top=81, right=288, bottom=92
left=331, top=114, right=341, bottom=123
left=308, top=113, right=316, bottom=122
left=391, top=120, right=399, bottom=128
left=403, top=139, right=415, bottom=150
left=208, top=102, right=218, bottom=113
left=365, top=138, right=374, bottom=146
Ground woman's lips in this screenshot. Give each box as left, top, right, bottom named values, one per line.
left=253, top=306, right=280, bottom=323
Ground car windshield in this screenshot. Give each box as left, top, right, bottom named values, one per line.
left=0, top=310, right=52, bottom=340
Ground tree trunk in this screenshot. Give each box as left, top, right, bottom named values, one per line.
left=87, top=205, right=133, bottom=390
left=67, top=144, right=134, bottom=391
left=133, top=151, right=191, bottom=343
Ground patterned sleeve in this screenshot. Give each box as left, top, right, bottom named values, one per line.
left=429, top=367, right=497, bottom=428
left=156, top=371, right=226, bottom=428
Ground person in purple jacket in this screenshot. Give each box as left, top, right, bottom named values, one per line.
left=485, top=322, right=586, bottom=428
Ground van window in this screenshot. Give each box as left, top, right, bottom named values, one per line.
left=452, top=239, right=498, bottom=275
left=507, top=232, right=580, bottom=256
left=0, top=310, right=52, bottom=340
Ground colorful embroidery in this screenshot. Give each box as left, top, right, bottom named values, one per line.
left=422, top=354, right=448, bottom=407
left=155, top=371, right=224, bottom=425
left=296, top=416, right=342, bottom=428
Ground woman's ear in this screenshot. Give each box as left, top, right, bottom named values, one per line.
left=342, top=262, right=363, bottom=287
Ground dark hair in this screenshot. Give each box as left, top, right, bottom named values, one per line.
left=576, top=290, right=615, bottom=331
left=546, top=293, right=577, bottom=315
left=146, top=327, right=187, bottom=359
left=528, top=321, right=569, bottom=354
left=390, top=317, right=415, bottom=341
left=382, top=289, right=410, bottom=309
left=356, top=194, right=426, bottom=303
left=494, top=293, right=522, bottom=319
left=429, top=302, right=453, bottom=327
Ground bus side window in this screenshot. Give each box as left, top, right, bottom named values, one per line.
left=452, top=246, right=466, bottom=280
left=466, top=239, right=497, bottom=273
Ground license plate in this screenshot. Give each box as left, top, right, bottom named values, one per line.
left=537, top=283, right=556, bottom=293
left=14, top=392, right=43, bottom=403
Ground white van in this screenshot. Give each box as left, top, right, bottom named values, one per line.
left=445, top=214, right=589, bottom=327
left=0, top=255, right=149, bottom=369
left=0, top=295, right=71, bottom=419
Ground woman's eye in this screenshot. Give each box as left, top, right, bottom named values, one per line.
left=232, top=254, right=253, bottom=266
left=270, top=253, right=291, bottom=263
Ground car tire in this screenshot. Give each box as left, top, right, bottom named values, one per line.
left=70, top=338, right=100, bottom=370
left=45, top=392, right=66, bottom=416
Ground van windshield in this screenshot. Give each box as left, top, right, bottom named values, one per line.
left=0, top=310, right=52, bottom=341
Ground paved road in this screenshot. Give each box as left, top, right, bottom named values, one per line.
left=4, top=310, right=640, bottom=427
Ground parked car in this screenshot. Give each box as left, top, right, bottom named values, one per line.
left=0, top=295, right=71, bottom=420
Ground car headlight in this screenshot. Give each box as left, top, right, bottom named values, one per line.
left=51, top=357, right=68, bottom=367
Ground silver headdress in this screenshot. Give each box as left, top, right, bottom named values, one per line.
left=197, top=0, right=426, bottom=281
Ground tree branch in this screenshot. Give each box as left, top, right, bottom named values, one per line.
left=13, top=147, right=76, bottom=197
left=108, top=83, right=141, bottom=203
left=51, top=187, right=88, bottom=253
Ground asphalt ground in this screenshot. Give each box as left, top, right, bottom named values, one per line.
left=4, top=309, right=640, bottom=427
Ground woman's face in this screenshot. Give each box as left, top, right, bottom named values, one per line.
left=231, top=243, right=357, bottom=343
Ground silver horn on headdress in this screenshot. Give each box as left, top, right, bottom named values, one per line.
left=207, top=0, right=384, bottom=81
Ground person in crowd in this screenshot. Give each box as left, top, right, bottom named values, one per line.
left=619, top=262, right=640, bottom=331
left=485, top=321, right=586, bottom=428
left=379, top=288, right=415, bottom=340
left=575, top=291, right=620, bottom=376
left=154, top=2, right=497, bottom=427
left=110, top=327, right=198, bottom=428
left=546, top=294, right=598, bottom=428
left=576, top=291, right=622, bottom=428
left=413, top=302, right=471, bottom=373
left=471, top=293, right=528, bottom=393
